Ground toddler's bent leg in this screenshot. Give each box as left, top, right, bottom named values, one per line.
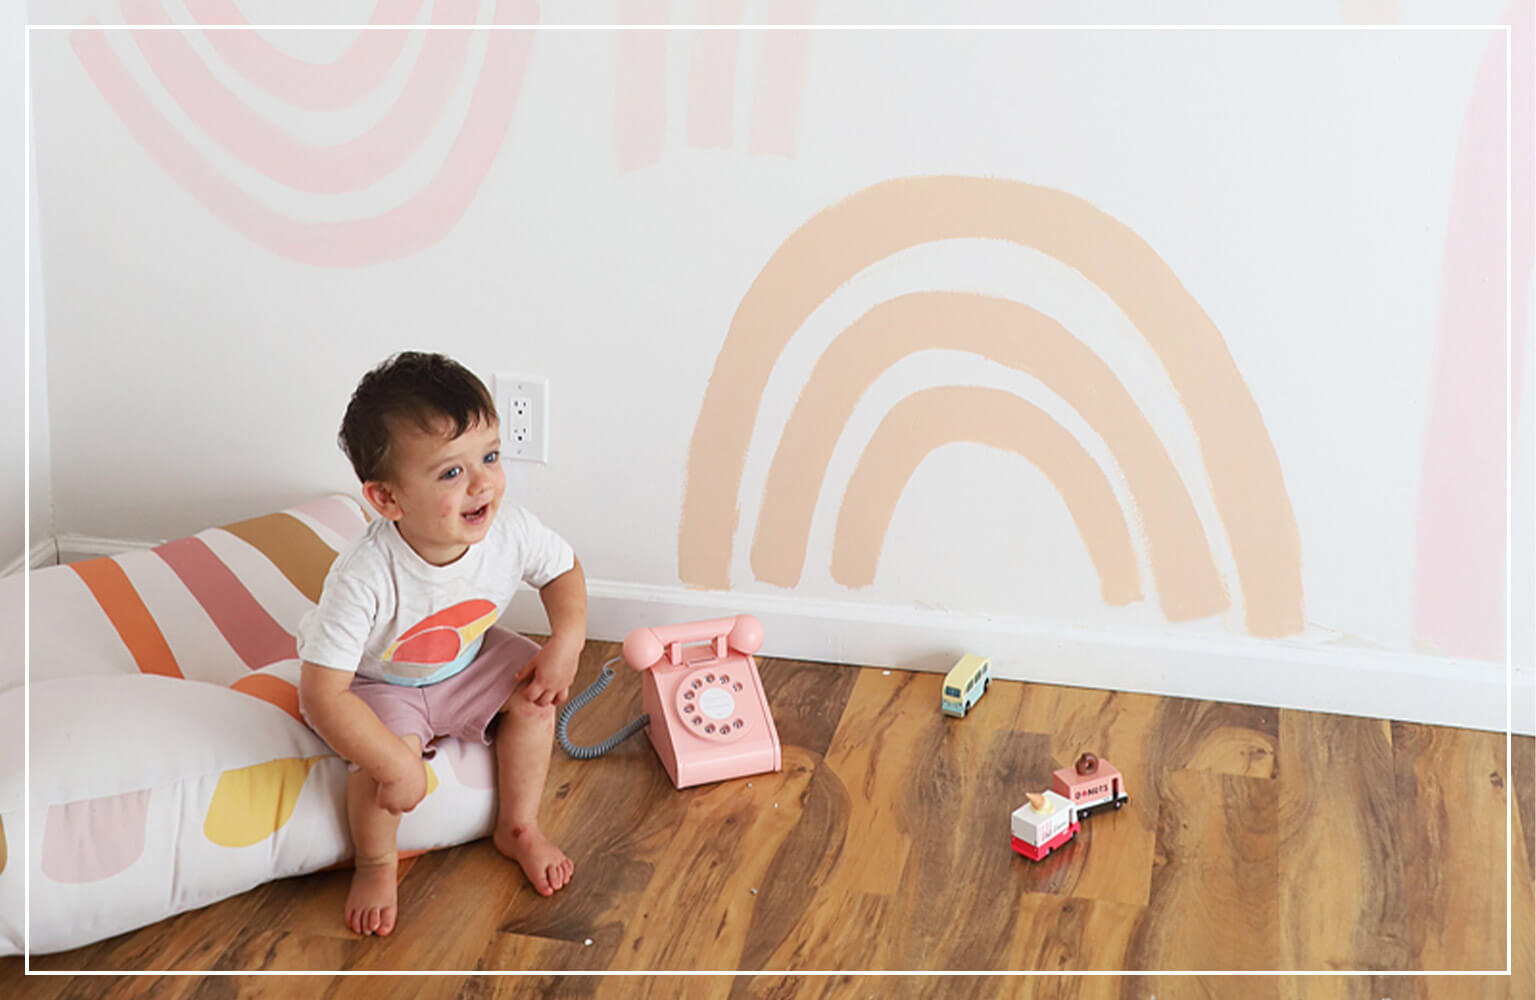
left=492, top=693, right=573, bottom=896
left=344, top=734, right=421, bottom=936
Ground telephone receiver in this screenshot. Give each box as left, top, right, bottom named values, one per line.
left=557, top=614, right=782, bottom=789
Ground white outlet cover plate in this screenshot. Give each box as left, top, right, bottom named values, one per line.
left=492, top=372, right=548, bottom=463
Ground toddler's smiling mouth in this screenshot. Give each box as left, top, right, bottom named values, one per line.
left=462, top=504, right=490, bottom=524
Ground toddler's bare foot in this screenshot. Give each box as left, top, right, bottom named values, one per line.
left=494, top=823, right=573, bottom=896
left=345, top=856, right=399, bottom=936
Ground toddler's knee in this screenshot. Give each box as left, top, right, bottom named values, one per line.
left=504, top=693, right=555, bottom=721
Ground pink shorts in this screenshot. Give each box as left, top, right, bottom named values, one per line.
left=336, top=626, right=539, bottom=767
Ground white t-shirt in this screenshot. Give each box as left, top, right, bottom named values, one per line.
left=297, top=503, right=575, bottom=686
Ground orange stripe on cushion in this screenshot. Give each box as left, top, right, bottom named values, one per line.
left=230, top=674, right=303, bottom=724
left=221, top=512, right=339, bottom=605
left=156, top=537, right=295, bottom=669
left=69, top=558, right=183, bottom=678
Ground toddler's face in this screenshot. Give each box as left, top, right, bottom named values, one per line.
left=367, top=415, right=506, bottom=566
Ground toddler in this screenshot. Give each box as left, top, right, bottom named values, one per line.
left=297, top=352, right=586, bottom=937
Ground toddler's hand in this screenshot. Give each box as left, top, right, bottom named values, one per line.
left=375, top=763, right=428, bottom=815
left=517, top=634, right=584, bottom=708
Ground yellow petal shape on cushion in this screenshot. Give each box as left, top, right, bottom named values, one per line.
left=203, top=756, right=326, bottom=849
left=424, top=760, right=439, bottom=797
left=0, top=814, right=6, bottom=876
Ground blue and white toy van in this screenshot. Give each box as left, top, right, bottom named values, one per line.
left=941, top=654, right=992, bottom=717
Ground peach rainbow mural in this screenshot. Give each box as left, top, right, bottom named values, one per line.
left=680, top=176, right=1304, bottom=638
left=830, top=385, right=1143, bottom=605
left=750, top=291, right=1226, bottom=623
left=614, top=0, right=814, bottom=171
left=70, top=1, right=538, bottom=267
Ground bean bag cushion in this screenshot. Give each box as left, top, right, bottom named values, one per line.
left=0, top=496, right=505, bottom=956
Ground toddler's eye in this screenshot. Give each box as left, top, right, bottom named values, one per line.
left=485, top=451, right=500, bottom=464
left=441, top=467, right=461, bottom=480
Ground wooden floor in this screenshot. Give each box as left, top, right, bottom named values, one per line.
left=4, top=642, right=1533, bottom=999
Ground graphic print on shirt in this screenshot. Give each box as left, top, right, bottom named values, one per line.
left=382, top=598, right=499, bottom=684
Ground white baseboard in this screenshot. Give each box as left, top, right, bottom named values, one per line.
left=1, top=537, right=59, bottom=577
left=54, top=533, right=164, bottom=564
left=506, top=579, right=1536, bottom=736
left=19, top=535, right=1532, bottom=735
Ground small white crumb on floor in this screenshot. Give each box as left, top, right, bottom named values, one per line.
left=774, top=802, right=779, bottom=808
left=882, top=670, right=890, bottom=675
left=750, top=888, right=758, bottom=894
left=584, top=938, right=593, bottom=947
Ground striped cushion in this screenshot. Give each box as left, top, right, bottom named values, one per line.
left=0, top=496, right=506, bottom=957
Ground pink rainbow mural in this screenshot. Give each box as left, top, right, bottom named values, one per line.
left=70, top=1, right=538, bottom=267
left=680, top=176, right=1304, bottom=638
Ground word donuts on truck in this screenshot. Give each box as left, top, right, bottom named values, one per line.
left=1051, top=752, right=1128, bottom=819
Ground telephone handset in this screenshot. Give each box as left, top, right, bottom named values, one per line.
left=557, top=615, right=782, bottom=789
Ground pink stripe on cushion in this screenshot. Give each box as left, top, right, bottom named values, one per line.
left=293, top=497, right=369, bottom=543
left=42, top=790, right=152, bottom=883
left=156, top=537, right=296, bottom=669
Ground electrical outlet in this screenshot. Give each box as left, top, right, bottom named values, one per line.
left=493, top=373, right=548, bottom=463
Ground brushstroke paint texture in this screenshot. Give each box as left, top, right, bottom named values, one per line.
left=155, top=537, right=295, bottom=669
left=679, top=177, right=1302, bottom=637
left=1413, top=8, right=1528, bottom=662
left=686, top=0, right=744, bottom=150
left=70, top=1, right=537, bottom=267
left=751, top=292, right=1226, bottom=621
left=831, top=386, right=1140, bottom=601
left=122, top=0, right=474, bottom=195
left=615, top=0, right=668, bottom=172
left=748, top=0, right=814, bottom=157
left=221, top=512, right=343, bottom=605
left=70, top=557, right=183, bottom=678
left=189, top=0, right=422, bottom=110
left=42, top=791, right=152, bottom=883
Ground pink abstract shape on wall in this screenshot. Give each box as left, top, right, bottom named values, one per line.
left=122, top=0, right=474, bottom=195
left=686, top=0, right=744, bottom=150
left=614, top=1, right=812, bottom=170
left=615, top=0, right=668, bottom=172
left=188, top=0, right=423, bottom=110
left=749, top=0, right=814, bottom=157
left=70, top=1, right=538, bottom=268
left=42, top=791, right=152, bottom=883
left=1414, top=3, right=1533, bottom=662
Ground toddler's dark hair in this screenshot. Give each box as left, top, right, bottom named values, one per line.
left=338, top=352, right=498, bottom=483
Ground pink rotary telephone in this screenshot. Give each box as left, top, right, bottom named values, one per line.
left=557, top=614, right=781, bottom=789
left=622, top=615, right=781, bottom=789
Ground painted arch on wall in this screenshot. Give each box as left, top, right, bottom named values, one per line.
left=679, top=175, right=1305, bottom=638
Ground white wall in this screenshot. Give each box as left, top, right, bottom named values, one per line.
left=21, top=1, right=1534, bottom=730
left=2, top=0, right=53, bottom=576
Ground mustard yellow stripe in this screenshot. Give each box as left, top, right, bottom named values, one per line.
left=221, top=511, right=339, bottom=605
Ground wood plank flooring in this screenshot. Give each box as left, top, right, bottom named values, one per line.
left=4, top=642, right=1532, bottom=999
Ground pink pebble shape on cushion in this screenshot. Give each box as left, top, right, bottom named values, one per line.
left=204, top=756, right=324, bottom=848
left=438, top=737, right=495, bottom=789
left=41, top=789, right=152, bottom=883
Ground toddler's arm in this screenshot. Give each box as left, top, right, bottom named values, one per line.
left=300, top=662, right=427, bottom=813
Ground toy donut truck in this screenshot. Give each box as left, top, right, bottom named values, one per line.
left=1051, top=752, right=1128, bottom=818
left=1010, top=790, right=1079, bottom=860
